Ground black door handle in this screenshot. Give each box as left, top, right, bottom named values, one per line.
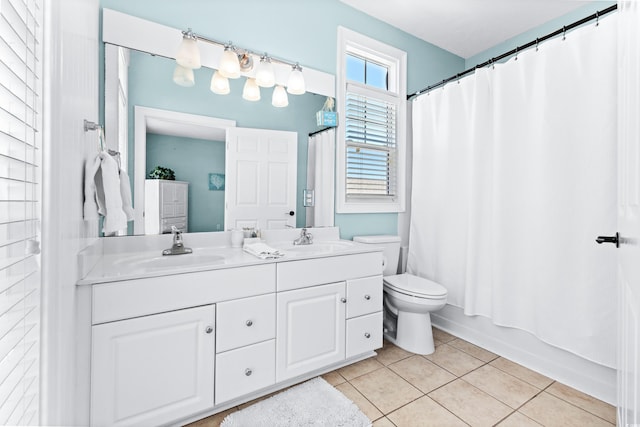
left=596, top=232, right=619, bottom=248
left=288, top=211, right=295, bottom=216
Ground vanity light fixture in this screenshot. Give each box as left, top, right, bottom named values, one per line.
left=242, top=78, right=261, bottom=101
left=255, top=55, right=276, bottom=88
left=219, top=44, right=241, bottom=79
left=210, top=70, right=230, bottom=95
left=272, top=85, right=289, bottom=108
left=176, top=28, right=201, bottom=69
left=287, top=63, right=306, bottom=95
left=172, top=64, right=195, bottom=87
left=174, top=28, right=307, bottom=106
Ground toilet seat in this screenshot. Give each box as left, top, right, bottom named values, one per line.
left=384, top=273, right=447, bottom=299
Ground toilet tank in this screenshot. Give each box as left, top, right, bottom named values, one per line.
left=353, top=235, right=401, bottom=276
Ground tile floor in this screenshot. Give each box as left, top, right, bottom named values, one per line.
left=187, top=328, right=616, bottom=427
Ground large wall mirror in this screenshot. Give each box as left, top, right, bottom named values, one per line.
left=102, top=10, right=336, bottom=236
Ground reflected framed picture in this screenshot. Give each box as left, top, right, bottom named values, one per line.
left=208, top=173, right=225, bottom=191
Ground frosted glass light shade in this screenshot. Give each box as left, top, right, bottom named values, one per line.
left=272, top=85, right=289, bottom=107
left=242, top=78, right=261, bottom=101
left=210, top=71, right=230, bottom=95
left=219, top=48, right=241, bottom=79
left=287, top=65, right=305, bottom=95
left=173, top=64, right=195, bottom=87
left=176, top=36, right=201, bottom=69
left=256, top=57, right=275, bottom=88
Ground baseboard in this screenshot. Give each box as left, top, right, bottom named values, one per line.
left=432, top=304, right=616, bottom=405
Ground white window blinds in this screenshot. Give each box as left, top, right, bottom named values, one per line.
left=0, top=0, right=43, bottom=425
left=345, top=85, right=397, bottom=199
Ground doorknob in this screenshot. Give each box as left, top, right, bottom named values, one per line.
left=287, top=211, right=295, bottom=216
left=596, top=232, right=619, bottom=248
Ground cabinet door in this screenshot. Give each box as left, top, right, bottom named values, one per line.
left=276, top=282, right=345, bottom=382
left=91, top=305, right=215, bottom=427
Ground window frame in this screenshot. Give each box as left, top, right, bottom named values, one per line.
left=336, top=27, right=407, bottom=213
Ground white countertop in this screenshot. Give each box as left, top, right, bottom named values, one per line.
left=78, top=228, right=383, bottom=285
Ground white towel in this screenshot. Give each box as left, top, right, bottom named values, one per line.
left=100, top=151, right=128, bottom=233
left=119, top=168, right=135, bottom=221
left=83, top=154, right=102, bottom=219
left=243, top=242, right=286, bottom=259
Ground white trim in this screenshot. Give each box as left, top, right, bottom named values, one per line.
left=336, top=26, right=407, bottom=214
left=102, top=8, right=335, bottom=98
left=133, top=107, right=236, bottom=235
left=432, top=305, right=617, bottom=405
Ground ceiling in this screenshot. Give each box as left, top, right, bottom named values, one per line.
left=339, top=0, right=594, bottom=59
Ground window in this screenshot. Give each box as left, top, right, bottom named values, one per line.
left=0, top=0, right=43, bottom=424
left=337, top=27, right=406, bottom=213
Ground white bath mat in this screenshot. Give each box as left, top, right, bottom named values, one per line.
left=220, top=377, right=371, bottom=427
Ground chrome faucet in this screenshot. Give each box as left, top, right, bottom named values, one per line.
left=162, top=226, right=193, bottom=256
left=293, top=228, right=313, bottom=245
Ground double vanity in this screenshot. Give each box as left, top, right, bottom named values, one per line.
left=76, top=227, right=383, bottom=427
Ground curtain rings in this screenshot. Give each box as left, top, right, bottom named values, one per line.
left=514, top=46, right=518, bottom=61
left=562, top=26, right=567, bottom=41
left=535, top=38, right=539, bottom=52
left=595, top=11, right=599, bottom=26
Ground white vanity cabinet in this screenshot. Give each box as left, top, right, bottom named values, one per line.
left=275, top=252, right=383, bottom=382
left=82, top=247, right=383, bottom=426
left=144, top=179, right=189, bottom=234
left=90, top=305, right=216, bottom=427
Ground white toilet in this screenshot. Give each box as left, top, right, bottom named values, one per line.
left=353, top=235, right=447, bottom=355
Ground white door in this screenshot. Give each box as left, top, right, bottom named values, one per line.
left=91, top=305, right=215, bottom=427
left=225, top=127, right=297, bottom=231
left=617, top=2, right=640, bottom=423
left=276, top=282, right=346, bottom=382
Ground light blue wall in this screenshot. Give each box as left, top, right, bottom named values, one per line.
left=100, top=0, right=465, bottom=239
left=127, top=50, right=324, bottom=229
left=146, top=134, right=225, bottom=233
left=465, top=2, right=615, bottom=68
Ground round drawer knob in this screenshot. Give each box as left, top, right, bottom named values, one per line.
left=364, top=332, right=371, bottom=339
left=246, top=320, right=253, bottom=327
left=205, top=326, right=213, bottom=334
left=340, top=297, right=347, bottom=303
left=364, top=295, right=371, bottom=300
left=245, top=368, right=252, bottom=376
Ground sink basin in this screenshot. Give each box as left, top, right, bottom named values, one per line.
left=271, top=240, right=356, bottom=256
left=113, top=253, right=226, bottom=273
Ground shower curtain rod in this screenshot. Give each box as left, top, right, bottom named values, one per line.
left=308, top=127, right=334, bottom=137
left=407, top=4, right=617, bottom=100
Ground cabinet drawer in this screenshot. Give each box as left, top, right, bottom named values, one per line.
left=215, top=340, right=276, bottom=404
left=216, top=294, right=276, bottom=352
left=346, top=312, right=383, bottom=358
left=347, top=276, right=383, bottom=319
left=277, top=252, right=382, bottom=291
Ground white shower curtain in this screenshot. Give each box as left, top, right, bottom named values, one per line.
left=409, top=15, right=618, bottom=367
left=306, top=129, right=335, bottom=227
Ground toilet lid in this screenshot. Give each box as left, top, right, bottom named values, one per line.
left=384, top=274, right=447, bottom=298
